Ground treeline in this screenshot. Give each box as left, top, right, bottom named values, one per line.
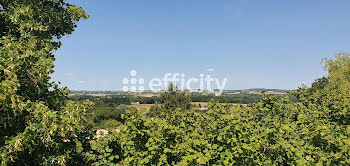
left=71, top=93, right=296, bottom=106
left=71, top=95, right=160, bottom=105
left=191, top=94, right=263, bottom=104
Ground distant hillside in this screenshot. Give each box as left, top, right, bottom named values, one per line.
left=244, top=88, right=291, bottom=92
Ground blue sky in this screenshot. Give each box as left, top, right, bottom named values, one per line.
left=52, top=0, right=350, bottom=90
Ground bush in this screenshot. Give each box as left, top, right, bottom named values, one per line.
left=101, top=119, right=121, bottom=129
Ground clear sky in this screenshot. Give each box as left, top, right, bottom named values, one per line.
left=52, top=0, right=350, bottom=91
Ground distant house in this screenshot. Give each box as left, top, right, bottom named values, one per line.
left=192, top=102, right=209, bottom=111
left=125, top=110, right=133, bottom=114
left=197, top=107, right=208, bottom=111
left=96, top=129, right=108, bottom=138
left=115, top=126, right=120, bottom=133
left=130, top=101, right=140, bottom=105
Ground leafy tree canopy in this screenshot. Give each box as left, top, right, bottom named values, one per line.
left=0, top=0, right=90, bottom=165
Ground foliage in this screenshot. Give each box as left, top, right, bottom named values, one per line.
left=191, top=93, right=263, bottom=104
left=87, top=104, right=126, bottom=129
left=0, top=0, right=91, bottom=165
left=147, top=83, right=193, bottom=118
left=101, top=119, right=122, bottom=130
left=1, top=0, right=350, bottom=165
left=88, top=54, right=350, bottom=165
left=159, top=83, right=192, bottom=110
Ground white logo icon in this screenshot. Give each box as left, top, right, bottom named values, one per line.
left=122, top=70, right=145, bottom=92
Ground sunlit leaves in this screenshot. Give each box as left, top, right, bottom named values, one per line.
left=0, top=0, right=90, bottom=165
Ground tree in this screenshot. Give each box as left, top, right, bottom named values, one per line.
left=0, top=0, right=91, bottom=165
left=148, top=83, right=193, bottom=117
left=293, top=53, right=350, bottom=124
left=159, top=83, right=192, bottom=110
